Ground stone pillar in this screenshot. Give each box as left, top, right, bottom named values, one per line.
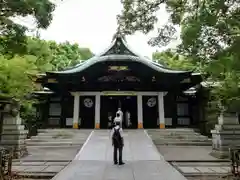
left=137, top=94, right=143, bottom=128
left=211, top=112, right=240, bottom=158
left=1, top=103, right=28, bottom=158
left=72, top=93, right=80, bottom=129
left=158, top=92, right=165, bottom=129
left=95, top=94, right=100, bottom=129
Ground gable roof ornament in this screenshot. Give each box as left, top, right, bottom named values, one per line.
left=103, top=27, right=135, bottom=56
left=112, top=26, right=126, bottom=41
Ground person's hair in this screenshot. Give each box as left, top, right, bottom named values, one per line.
left=116, top=113, right=120, bottom=117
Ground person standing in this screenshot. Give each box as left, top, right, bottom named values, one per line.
left=114, top=112, right=122, bottom=128
left=125, top=110, right=132, bottom=128
left=108, top=112, right=113, bottom=129
left=115, top=108, right=123, bottom=127
left=111, top=121, right=125, bottom=165
left=116, top=108, right=123, bottom=121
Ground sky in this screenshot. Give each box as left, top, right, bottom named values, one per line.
left=16, top=0, right=180, bottom=58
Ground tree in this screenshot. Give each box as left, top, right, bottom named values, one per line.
left=118, top=0, right=240, bottom=110
left=0, top=55, right=37, bottom=106
left=4, top=37, right=94, bottom=72
left=152, top=49, right=196, bottom=71
left=0, top=0, right=55, bottom=54
left=0, top=37, right=94, bottom=132
left=26, top=37, right=53, bottom=72
left=118, top=0, right=239, bottom=59
left=48, top=41, right=93, bottom=70
left=0, top=36, right=94, bottom=106
left=204, top=55, right=240, bottom=110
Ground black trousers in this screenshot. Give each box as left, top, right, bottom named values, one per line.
left=113, top=146, right=123, bottom=163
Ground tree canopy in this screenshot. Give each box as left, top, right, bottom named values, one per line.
left=0, top=37, right=93, bottom=106
left=0, top=55, right=37, bottom=106
left=152, top=49, right=196, bottom=71
left=118, top=0, right=240, bottom=110
left=48, top=41, right=93, bottom=70
left=118, top=0, right=239, bottom=59
left=0, top=0, right=55, bottom=54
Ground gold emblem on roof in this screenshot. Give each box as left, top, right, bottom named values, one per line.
left=108, top=66, right=129, bottom=71
left=47, top=78, right=57, bottom=83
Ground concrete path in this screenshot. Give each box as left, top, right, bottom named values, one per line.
left=52, top=130, right=187, bottom=180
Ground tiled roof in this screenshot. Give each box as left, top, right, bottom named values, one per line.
left=47, top=33, right=190, bottom=75
left=51, top=54, right=189, bottom=74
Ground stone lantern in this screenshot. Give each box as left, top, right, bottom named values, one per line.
left=0, top=98, right=28, bottom=158
left=211, top=101, right=240, bottom=159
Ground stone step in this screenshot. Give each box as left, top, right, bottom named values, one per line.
left=148, top=134, right=209, bottom=139
left=211, top=129, right=240, bottom=135
left=26, top=141, right=83, bottom=146
left=35, top=133, right=90, bottom=138
left=150, top=138, right=210, bottom=142
left=154, top=141, right=212, bottom=146
left=25, top=140, right=86, bottom=144
left=2, top=125, right=25, bottom=130
left=13, top=172, right=55, bottom=179
left=149, top=135, right=209, bottom=141
left=0, top=139, right=25, bottom=145
left=147, top=128, right=200, bottom=132
left=37, top=129, right=92, bottom=133
left=1, top=130, right=28, bottom=135
left=26, top=145, right=82, bottom=149
left=1, top=134, right=27, bottom=141
left=149, top=135, right=208, bottom=140
left=12, top=160, right=70, bottom=165
left=26, top=137, right=87, bottom=142
left=150, top=135, right=204, bottom=138
left=216, top=135, right=240, bottom=140
left=220, top=124, right=240, bottom=130
left=148, top=132, right=202, bottom=136
left=215, top=140, right=240, bottom=146
left=36, top=131, right=89, bottom=134
left=152, top=138, right=211, bottom=143
left=29, top=137, right=89, bottom=141
left=152, top=139, right=210, bottom=143
left=147, top=131, right=203, bottom=134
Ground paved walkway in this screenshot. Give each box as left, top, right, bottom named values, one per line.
left=52, top=130, right=187, bottom=180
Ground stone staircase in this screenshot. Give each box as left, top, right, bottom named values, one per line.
left=147, top=128, right=212, bottom=146
left=25, top=129, right=90, bottom=147
left=12, top=129, right=92, bottom=179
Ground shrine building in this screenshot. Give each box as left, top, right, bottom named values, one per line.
left=34, top=33, right=202, bottom=129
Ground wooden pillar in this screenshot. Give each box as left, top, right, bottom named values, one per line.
left=60, top=96, right=65, bottom=128
left=158, top=92, right=165, bottom=129
left=95, top=94, right=100, bottom=129
left=72, top=93, right=80, bottom=129
left=173, top=94, right=178, bottom=128
left=45, top=97, right=50, bottom=128
left=137, top=94, right=143, bottom=128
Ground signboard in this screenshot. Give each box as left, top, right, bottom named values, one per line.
left=108, top=66, right=129, bottom=71
left=102, top=91, right=136, bottom=96
left=47, top=78, right=57, bottom=83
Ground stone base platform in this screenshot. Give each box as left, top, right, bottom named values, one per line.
left=52, top=130, right=187, bottom=180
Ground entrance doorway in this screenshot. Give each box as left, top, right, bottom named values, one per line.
left=80, top=96, right=95, bottom=129
left=142, top=96, right=159, bottom=128
left=100, top=96, right=137, bottom=129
